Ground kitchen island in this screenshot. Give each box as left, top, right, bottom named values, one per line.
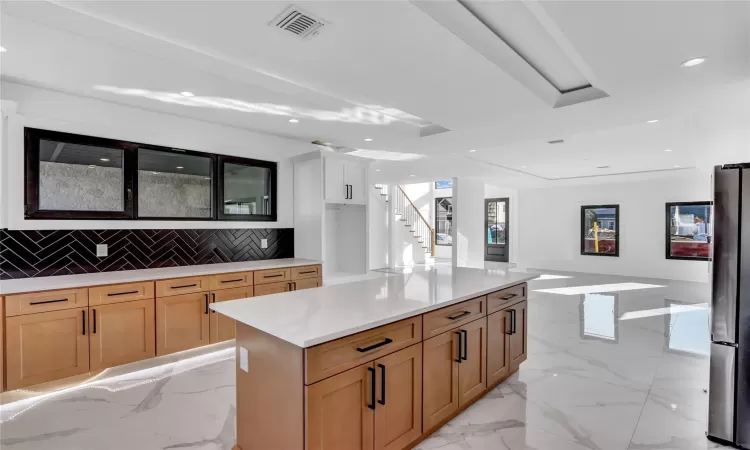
left=211, top=267, right=534, bottom=450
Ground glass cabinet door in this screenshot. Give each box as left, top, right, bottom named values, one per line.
left=218, top=156, right=277, bottom=221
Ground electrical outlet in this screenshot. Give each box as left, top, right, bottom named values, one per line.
left=261, top=239, right=268, bottom=249
left=96, top=244, right=108, bottom=257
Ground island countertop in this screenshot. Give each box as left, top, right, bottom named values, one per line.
left=211, top=266, right=534, bottom=348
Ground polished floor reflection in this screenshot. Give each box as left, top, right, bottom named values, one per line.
left=0, top=271, right=725, bottom=450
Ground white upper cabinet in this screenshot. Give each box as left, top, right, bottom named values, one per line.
left=325, top=157, right=366, bottom=205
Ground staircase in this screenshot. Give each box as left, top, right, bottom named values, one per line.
left=393, top=185, right=436, bottom=257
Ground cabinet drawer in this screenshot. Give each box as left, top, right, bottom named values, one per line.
left=423, top=296, right=486, bottom=339
left=254, top=281, right=292, bottom=297
left=254, top=268, right=291, bottom=285
left=305, top=317, right=422, bottom=385
left=155, top=276, right=210, bottom=297
left=5, top=288, right=89, bottom=317
left=294, top=277, right=322, bottom=291
left=209, top=272, right=253, bottom=290
left=90, top=282, right=155, bottom=306
left=487, top=283, right=527, bottom=314
left=292, top=265, right=321, bottom=280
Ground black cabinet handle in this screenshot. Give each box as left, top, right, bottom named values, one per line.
left=500, top=293, right=517, bottom=301
left=265, top=274, right=284, bottom=279
left=447, top=311, right=471, bottom=320
left=108, top=290, right=139, bottom=297
left=93, top=309, right=97, bottom=334
left=299, top=270, right=316, bottom=275
left=512, top=309, right=517, bottom=334
left=292, top=281, right=297, bottom=290
left=356, top=338, right=393, bottom=353
left=506, top=310, right=514, bottom=335
left=211, top=293, right=216, bottom=313
left=220, top=278, right=244, bottom=284
left=455, top=331, right=462, bottom=363
left=204, top=294, right=209, bottom=315
left=461, top=330, right=468, bottom=361
left=82, top=310, right=86, bottom=336
left=30, top=298, right=67, bottom=306
left=378, top=364, right=386, bottom=405
left=367, top=367, right=376, bottom=410
left=350, top=184, right=353, bottom=199
left=172, top=283, right=198, bottom=289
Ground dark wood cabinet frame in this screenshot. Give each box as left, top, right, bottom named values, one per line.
left=24, top=127, right=277, bottom=222
left=665, top=201, right=711, bottom=261
left=580, top=204, right=620, bottom=257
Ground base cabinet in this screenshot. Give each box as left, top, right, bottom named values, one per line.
left=90, top=299, right=156, bottom=372
left=255, top=281, right=292, bottom=297
left=487, top=310, right=511, bottom=386
left=210, top=287, right=252, bottom=344
left=508, top=301, right=528, bottom=372
left=156, top=293, right=210, bottom=356
left=458, top=317, right=488, bottom=407
left=6, top=308, right=90, bottom=390
left=295, top=277, right=323, bottom=291
left=422, top=330, right=459, bottom=431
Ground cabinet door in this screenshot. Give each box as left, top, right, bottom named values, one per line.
left=508, top=300, right=528, bottom=372
left=374, top=344, right=422, bottom=450
left=487, top=310, right=511, bottom=387
left=345, top=161, right=367, bottom=204
left=254, top=281, right=292, bottom=296
left=422, top=330, right=459, bottom=431
left=210, top=287, right=252, bottom=344
left=306, top=363, right=375, bottom=450
left=6, top=308, right=90, bottom=390
left=294, top=277, right=322, bottom=291
left=325, top=157, right=347, bottom=202
left=156, top=293, right=210, bottom=356
left=90, top=299, right=156, bottom=371
left=458, top=318, right=487, bottom=407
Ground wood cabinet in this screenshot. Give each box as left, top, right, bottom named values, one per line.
left=210, top=286, right=252, bottom=344
left=458, top=317, right=487, bottom=407
left=255, top=281, right=292, bottom=297
left=89, top=299, right=156, bottom=372
left=294, top=277, right=322, bottom=291
left=373, top=344, right=422, bottom=450
left=5, top=288, right=88, bottom=316
left=89, top=282, right=154, bottom=306
left=155, top=276, right=210, bottom=297
left=487, top=309, right=511, bottom=386
left=255, top=268, right=291, bottom=285
left=306, top=362, right=375, bottom=450
left=292, top=265, right=321, bottom=280
left=1, top=296, right=4, bottom=392
left=487, top=283, right=526, bottom=314
left=156, top=292, right=210, bottom=356
left=209, top=272, right=252, bottom=290
left=423, top=296, right=486, bottom=339
left=5, top=308, right=90, bottom=390
left=422, top=330, right=459, bottom=431
left=508, top=300, right=528, bottom=372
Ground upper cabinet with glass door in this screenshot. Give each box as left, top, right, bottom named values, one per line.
left=218, top=156, right=277, bottom=221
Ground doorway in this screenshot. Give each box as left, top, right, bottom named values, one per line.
left=485, top=198, right=509, bottom=262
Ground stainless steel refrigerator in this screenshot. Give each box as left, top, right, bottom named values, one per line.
left=708, top=163, right=750, bottom=447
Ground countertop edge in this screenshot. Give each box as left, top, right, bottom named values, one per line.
left=0, top=258, right=323, bottom=295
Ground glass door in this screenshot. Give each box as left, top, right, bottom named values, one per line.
left=485, top=198, right=509, bottom=262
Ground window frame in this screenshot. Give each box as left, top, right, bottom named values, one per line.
left=434, top=180, right=453, bottom=189
left=434, top=196, right=453, bottom=246
left=580, top=204, right=620, bottom=257
left=216, top=154, right=278, bottom=222
left=664, top=201, right=712, bottom=261
left=24, top=127, right=278, bottom=222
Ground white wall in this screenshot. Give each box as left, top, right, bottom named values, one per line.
left=368, top=185, right=389, bottom=269
left=0, top=81, right=314, bottom=230
left=517, top=175, right=711, bottom=281
left=452, top=177, right=485, bottom=268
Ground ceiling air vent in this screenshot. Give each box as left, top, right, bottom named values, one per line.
left=270, top=5, right=326, bottom=40
left=547, top=139, right=565, bottom=144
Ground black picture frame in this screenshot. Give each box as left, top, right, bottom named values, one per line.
left=580, top=204, right=620, bottom=257
left=24, top=127, right=278, bottom=222
left=665, top=201, right=712, bottom=261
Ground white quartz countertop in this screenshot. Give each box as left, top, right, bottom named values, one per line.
left=0, top=258, right=322, bottom=295
left=211, top=267, right=534, bottom=348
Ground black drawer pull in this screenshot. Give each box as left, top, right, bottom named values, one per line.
left=499, top=293, right=518, bottom=301
left=221, top=278, right=244, bottom=283
left=378, top=364, right=386, bottom=406
left=93, top=309, right=97, bottom=334
left=264, top=274, right=284, bottom=278
left=356, top=338, right=393, bottom=353
left=299, top=270, right=316, bottom=275
left=447, top=311, right=471, bottom=320
left=108, top=290, right=139, bottom=296
left=172, top=283, right=198, bottom=289
left=29, top=298, right=68, bottom=306
left=461, top=329, right=468, bottom=361
left=82, top=310, right=86, bottom=336
left=204, top=294, right=209, bottom=315
left=367, top=367, right=376, bottom=410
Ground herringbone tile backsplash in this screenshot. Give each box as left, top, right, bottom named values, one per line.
left=0, top=228, right=294, bottom=280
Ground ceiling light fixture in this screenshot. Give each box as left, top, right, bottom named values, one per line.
left=180, top=91, right=194, bottom=97
left=410, top=174, right=415, bottom=177
left=664, top=149, right=672, bottom=152
left=0, top=46, right=6, bottom=52
left=469, top=149, right=476, bottom=153
left=674, top=165, right=681, bottom=168
left=647, top=119, right=659, bottom=124
left=288, top=119, right=299, bottom=123
left=176, top=166, right=184, bottom=169
left=364, top=138, right=373, bottom=142
left=375, top=169, right=381, bottom=172
left=521, top=165, right=527, bottom=168
left=100, top=158, right=110, bottom=162
left=681, top=57, right=707, bottom=68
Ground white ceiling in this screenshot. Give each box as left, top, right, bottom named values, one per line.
left=1, top=0, right=748, bottom=188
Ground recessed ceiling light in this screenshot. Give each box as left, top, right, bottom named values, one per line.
left=176, top=166, right=184, bottom=169
left=410, top=174, right=415, bottom=177
left=375, top=169, right=381, bottom=172
left=681, top=57, right=707, bottom=68
left=0, top=47, right=6, bottom=53
left=180, top=91, right=194, bottom=97
left=521, top=165, right=527, bottom=168
left=288, top=119, right=299, bottom=123
left=364, top=138, right=373, bottom=142
left=647, top=119, right=659, bottom=124
left=100, top=158, right=110, bottom=162
left=664, top=149, right=672, bottom=152
left=469, top=149, right=476, bottom=153
left=674, top=165, right=681, bottom=168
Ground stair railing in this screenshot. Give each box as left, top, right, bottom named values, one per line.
left=394, top=186, right=436, bottom=257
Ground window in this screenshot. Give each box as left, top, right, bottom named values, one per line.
left=137, top=148, right=213, bottom=219
left=665, top=201, right=711, bottom=260
left=581, top=204, right=619, bottom=256
left=24, top=127, right=277, bottom=222
left=435, top=180, right=453, bottom=189
left=435, top=197, right=453, bottom=245
left=218, top=156, right=277, bottom=221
